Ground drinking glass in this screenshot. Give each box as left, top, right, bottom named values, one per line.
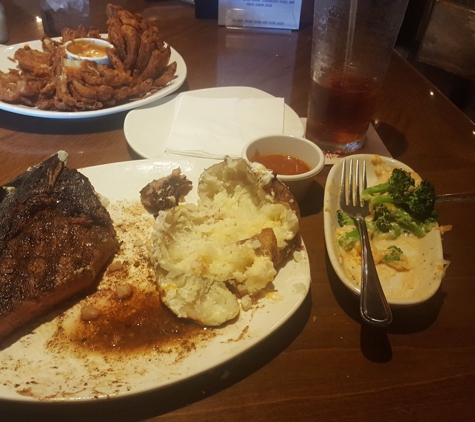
left=305, top=0, right=409, bottom=153
left=40, top=0, right=90, bottom=37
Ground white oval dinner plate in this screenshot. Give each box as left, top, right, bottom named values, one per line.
left=0, top=157, right=311, bottom=402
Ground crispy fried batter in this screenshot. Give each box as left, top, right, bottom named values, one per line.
left=140, top=45, right=171, bottom=81
left=107, top=17, right=127, bottom=62
left=105, top=3, right=174, bottom=83
left=154, top=62, right=177, bottom=87
left=135, top=30, right=157, bottom=73
left=0, top=4, right=177, bottom=112
left=13, top=45, right=51, bottom=77
left=61, top=25, right=88, bottom=43
left=121, top=24, right=141, bottom=71
left=61, top=25, right=102, bottom=43
left=71, top=78, right=113, bottom=102
left=41, top=36, right=62, bottom=54
left=0, top=72, right=34, bottom=102
left=106, top=4, right=144, bottom=30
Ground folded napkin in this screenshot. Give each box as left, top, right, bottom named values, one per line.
left=165, top=93, right=285, bottom=159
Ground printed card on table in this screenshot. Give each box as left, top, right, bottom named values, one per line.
left=218, top=0, right=302, bottom=30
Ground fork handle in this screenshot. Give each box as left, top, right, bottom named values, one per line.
left=354, top=216, right=393, bottom=327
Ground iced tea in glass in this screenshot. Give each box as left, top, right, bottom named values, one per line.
left=306, top=0, right=409, bottom=154
left=306, top=73, right=380, bottom=151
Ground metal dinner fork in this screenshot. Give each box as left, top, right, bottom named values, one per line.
left=340, top=158, right=393, bottom=327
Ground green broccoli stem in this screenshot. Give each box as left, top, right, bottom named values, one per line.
left=393, top=214, right=426, bottom=238
left=370, top=195, right=397, bottom=206
left=362, top=182, right=390, bottom=197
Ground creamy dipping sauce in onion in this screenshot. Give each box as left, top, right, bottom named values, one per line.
left=66, top=40, right=109, bottom=58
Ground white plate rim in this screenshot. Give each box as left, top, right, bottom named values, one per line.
left=323, top=154, right=444, bottom=306
left=123, top=86, right=305, bottom=159
left=0, top=157, right=311, bottom=402
left=0, top=39, right=187, bottom=119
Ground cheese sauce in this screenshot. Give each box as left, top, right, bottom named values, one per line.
left=67, top=40, right=109, bottom=58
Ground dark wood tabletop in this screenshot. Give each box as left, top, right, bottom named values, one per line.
left=1, top=1, right=475, bottom=421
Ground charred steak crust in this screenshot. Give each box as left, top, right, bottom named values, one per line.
left=0, top=153, right=119, bottom=340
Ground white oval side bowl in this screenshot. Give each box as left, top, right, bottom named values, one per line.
left=242, top=135, right=325, bottom=201
left=64, top=38, right=113, bottom=66
left=323, top=154, right=446, bottom=306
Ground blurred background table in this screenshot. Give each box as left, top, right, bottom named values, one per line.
left=1, top=1, right=475, bottom=421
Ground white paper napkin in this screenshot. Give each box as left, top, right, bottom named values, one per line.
left=165, top=93, right=285, bottom=159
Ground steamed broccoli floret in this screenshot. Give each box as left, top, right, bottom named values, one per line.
left=373, top=203, right=392, bottom=232
left=418, top=213, right=439, bottom=234
left=337, top=209, right=354, bottom=227
left=336, top=168, right=438, bottom=251
left=405, top=180, right=437, bottom=219
left=337, top=228, right=360, bottom=251
left=336, top=211, right=383, bottom=250
left=383, top=245, right=404, bottom=262
left=362, top=167, right=438, bottom=240
left=363, top=168, right=437, bottom=220
left=336, top=210, right=359, bottom=251
left=381, top=245, right=411, bottom=270
left=372, top=203, right=434, bottom=238
left=362, top=168, right=415, bottom=204
left=372, top=204, right=403, bottom=238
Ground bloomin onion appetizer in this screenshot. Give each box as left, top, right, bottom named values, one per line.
left=0, top=4, right=177, bottom=111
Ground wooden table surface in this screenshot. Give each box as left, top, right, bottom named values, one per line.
left=1, top=1, right=475, bottom=421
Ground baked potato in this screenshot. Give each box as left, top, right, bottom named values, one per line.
left=149, top=157, right=301, bottom=326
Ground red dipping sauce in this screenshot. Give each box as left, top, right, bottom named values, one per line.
left=251, top=152, right=311, bottom=175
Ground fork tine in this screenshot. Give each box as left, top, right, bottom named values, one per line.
left=358, top=160, right=367, bottom=206
left=341, top=158, right=367, bottom=208
left=361, top=160, right=368, bottom=206
left=362, top=160, right=367, bottom=191
left=355, top=159, right=360, bottom=206
left=352, top=159, right=368, bottom=207
left=346, top=158, right=354, bottom=205
left=340, top=159, right=347, bottom=205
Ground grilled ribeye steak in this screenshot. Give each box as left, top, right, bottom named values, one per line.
left=0, top=152, right=119, bottom=341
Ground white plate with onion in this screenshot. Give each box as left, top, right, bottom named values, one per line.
left=0, top=38, right=186, bottom=119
